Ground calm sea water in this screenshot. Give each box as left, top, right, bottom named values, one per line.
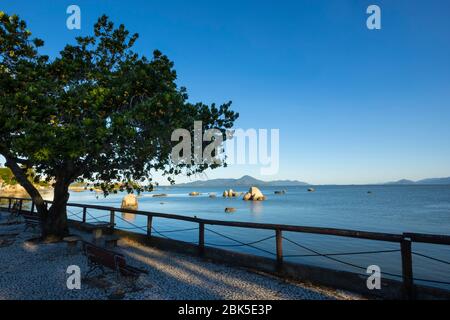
left=67, top=185, right=450, bottom=289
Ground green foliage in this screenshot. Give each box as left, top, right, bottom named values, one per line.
left=0, top=13, right=238, bottom=196
left=0, top=166, right=49, bottom=187
left=0, top=167, right=16, bottom=185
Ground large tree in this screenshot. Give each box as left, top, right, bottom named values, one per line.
left=0, top=12, right=238, bottom=239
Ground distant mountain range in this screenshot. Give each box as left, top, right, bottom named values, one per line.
left=174, top=175, right=450, bottom=187
left=174, top=175, right=309, bottom=187
left=384, top=177, right=450, bottom=185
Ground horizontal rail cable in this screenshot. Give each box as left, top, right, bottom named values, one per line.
left=283, top=236, right=403, bottom=278
left=412, top=252, right=450, bottom=266
left=85, top=211, right=111, bottom=221
left=284, top=249, right=401, bottom=258
left=113, top=213, right=198, bottom=244
left=205, top=227, right=276, bottom=256
left=155, top=227, right=199, bottom=234
left=66, top=210, right=83, bottom=219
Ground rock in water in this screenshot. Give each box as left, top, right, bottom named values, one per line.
left=189, top=192, right=200, bottom=196
left=243, top=186, right=266, bottom=201
left=121, top=194, right=138, bottom=221
left=225, top=207, right=236, bottom=213
left=224, top=189, right=239, bottom=197
left=121, top=194, right=138, bottom=210
left=250, top=186, right=265, bottom=200
left=308, top=188, right=315, bottom=192
left=243, top=192, right=252, bottom=201
left=152, top=194, right=168, bottom=198
left=209, top=193, right=217, bottom=198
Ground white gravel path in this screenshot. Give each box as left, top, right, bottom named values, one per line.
left=0, top=212, right=358, bottom=300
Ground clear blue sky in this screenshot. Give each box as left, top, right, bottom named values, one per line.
left=2, top=0, right=450, bottom=185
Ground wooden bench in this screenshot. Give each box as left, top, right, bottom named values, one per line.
left=21, top=213, right=41, bottom=231
left=83, top=242, right=147, bottom=278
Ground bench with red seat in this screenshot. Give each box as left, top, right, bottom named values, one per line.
left=82, top=241, right=147, bottom=278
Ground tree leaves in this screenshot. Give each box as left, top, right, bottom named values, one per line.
left=1, top=13, right=239, bottom=197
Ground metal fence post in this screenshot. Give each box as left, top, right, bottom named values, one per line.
left=401, top=237, right=414, bottom=299
left=199, top=223, right=205, bottom=256
left=276, top=229, right=283, bottom=266
left=147, top=216, right=153, bottom=237
left=82, top=207, right=87, bottom=223
left=110, top=210, right=115, bottom=230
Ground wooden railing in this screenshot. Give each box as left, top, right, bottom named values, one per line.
left=1, top=196, right=450, bottom=299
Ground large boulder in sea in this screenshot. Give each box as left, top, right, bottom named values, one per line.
left=243, top=186, right=266, bottom=201
left=121, top=194, right=138, bottom=211
left=121, top=194, right=138, bottom=222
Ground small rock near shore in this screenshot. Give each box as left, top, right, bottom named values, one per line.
left=223, top=189, right=239, bottom=197
left=152, top=194, right=168, bottom=198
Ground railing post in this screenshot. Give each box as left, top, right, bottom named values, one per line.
left=19, top=199, right=23, bottom=213
left=82, top=207, right=87, bottom=223
left=147, top=216, right=153, bottom=237
left=401, top=237, right=414, bottom=300
left=110, top=210, right=115, bottom=231
left=199, top=223, right=205, bottom=256
left=276, top=229, right=283, bottom=266
left=8, top=198, right=12, bottom=212
left=31, top=201, right=35, bottom=214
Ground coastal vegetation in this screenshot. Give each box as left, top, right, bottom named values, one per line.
left=0, top=12, right=238, bottom=239
left=0, top=167, right=16, bottom=185
left=0, top=167, right=51, bottom=193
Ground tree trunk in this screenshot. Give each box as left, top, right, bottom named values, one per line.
left=4, top=155, right=72, bottom=240
left=42, top=181, right=70, bottom=239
